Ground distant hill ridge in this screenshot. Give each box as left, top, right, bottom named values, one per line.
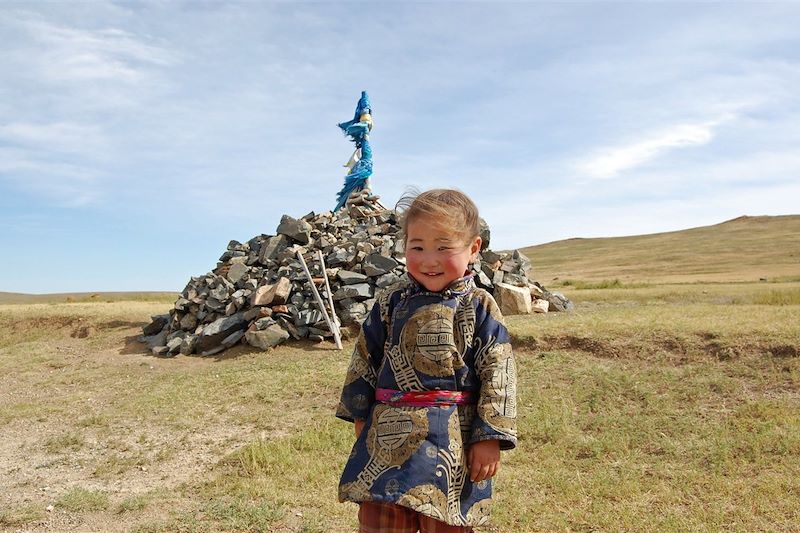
left=0, top=292, right=176, bottom=305
left=519, top=214, right=800, bottom=284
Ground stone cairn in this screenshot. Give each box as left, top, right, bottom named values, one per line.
left=141, top=192, right=572, bottom=357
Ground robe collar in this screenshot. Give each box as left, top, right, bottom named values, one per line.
left=405, top=272, right=476, bottom=299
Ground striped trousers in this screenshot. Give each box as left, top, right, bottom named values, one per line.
left=358, top=502, right=474, bottom=533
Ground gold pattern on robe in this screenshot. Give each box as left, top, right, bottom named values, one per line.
left=465, top=498, right=492, bottom=526
left=343, top=334, right=376, bottom=387
left=397, top=484, right=449, bottom=522
left=401, top=304, right=457, bottom=377
left=437, top=408, right=470, bottom=523
left=453, top=294, right=475, bottom=367
left=476, top=341, right=517, bottom=436
left=473, top=289, right=506, bottom=325
left=339, top=480, right=372, bottom=502
left=366, top=405, right=429, bottom=466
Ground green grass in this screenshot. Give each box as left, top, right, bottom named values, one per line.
left=77, top=414, right=110, bottom=428
left=128, top=421, right=352, bottom=531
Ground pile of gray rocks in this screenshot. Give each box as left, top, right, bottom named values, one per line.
left=141, top=201, right=571, bottom=357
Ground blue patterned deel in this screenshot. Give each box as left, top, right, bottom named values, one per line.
left=336, top=274, right=518, bottom=527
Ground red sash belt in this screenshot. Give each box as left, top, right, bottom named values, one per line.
left=375, top=388, right=475, bottom=407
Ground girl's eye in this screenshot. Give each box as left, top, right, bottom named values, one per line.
left=410, top=246, right=423, bottom=251
left=439, top=247, right=451, bottom=251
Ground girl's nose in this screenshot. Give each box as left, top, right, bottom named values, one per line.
left=421, top=254, right=440, bottom=267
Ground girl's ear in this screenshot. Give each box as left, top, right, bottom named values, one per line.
left=469, top=236, right=482, bottom=261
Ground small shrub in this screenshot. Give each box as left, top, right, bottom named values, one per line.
left=116, top=494, right=150, bottom=514
left=44, top=432, right=85, bottom=453
left=94, top=452, right=147, bottom=477
left=0, top=505, right=46, bottom=526
left=56, top=487, right=109, bottom=512
left=76, top=414, right=108, bottom=428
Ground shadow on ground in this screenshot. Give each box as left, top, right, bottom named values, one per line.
left=119, top=334, right=343, bottom=360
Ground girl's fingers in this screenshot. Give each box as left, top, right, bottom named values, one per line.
left=470, top=458, right=485, bottom=482
left=469, top=461, right=480, bottom=482
left=472, top=462, right=499, bottom=482
left=474, top=464, right=491, bottom=482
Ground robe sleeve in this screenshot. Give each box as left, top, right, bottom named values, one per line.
left=335, top=300, right=387, bottom=422
left=469, top=294, right=518, bottom=450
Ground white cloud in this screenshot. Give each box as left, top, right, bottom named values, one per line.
left=579, top=121, right=719, bottom=179
left=0, top=147, right=101, bottom=207
left=0, top=121, right=107, bottom=153
left=19, top=17, right=176, bottom=83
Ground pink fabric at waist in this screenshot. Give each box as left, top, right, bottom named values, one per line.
left=375, top=388, right=475, bottom=407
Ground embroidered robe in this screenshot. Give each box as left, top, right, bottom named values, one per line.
left=336, top=275, right=517, bottom=526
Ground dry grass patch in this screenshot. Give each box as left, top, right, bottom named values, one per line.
left=56, top=487, right=110, bottom=512
left=0, top=504, right=47, bottom=528
left=43, top=431, right=86, bottom=454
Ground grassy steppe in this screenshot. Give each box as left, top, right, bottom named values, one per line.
left=1, top=281, right=798, bottom=532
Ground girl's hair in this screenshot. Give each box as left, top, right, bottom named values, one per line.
left=395, top=188, right=480, bottom=245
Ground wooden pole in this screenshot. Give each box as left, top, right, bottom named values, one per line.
left=318, top=250, right=342, bottom=342
left=296, top=250, right=342, bottom=350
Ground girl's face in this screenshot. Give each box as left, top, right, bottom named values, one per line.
left=405, top=216, right=481, bottom=292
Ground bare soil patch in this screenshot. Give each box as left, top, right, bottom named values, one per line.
left=0, top=309, right=264, bottom=532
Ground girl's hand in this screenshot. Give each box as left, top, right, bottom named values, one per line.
left=354, top=419, right=366, bottom=438
left=468, top=440, right=500, bottom=483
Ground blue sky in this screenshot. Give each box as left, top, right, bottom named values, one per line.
left=2, top=2, right=798, bottom=293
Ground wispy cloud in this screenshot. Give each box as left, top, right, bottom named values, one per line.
left=579, top=120, right=722, bottom=179
left=0, top=121, right=107, bottom=153
left=18, top=16, right=176, bottom=83
left=0, top=147, right=101, bottom=207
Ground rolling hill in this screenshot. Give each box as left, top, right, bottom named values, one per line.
left=519, top=215, right=800, bottom=284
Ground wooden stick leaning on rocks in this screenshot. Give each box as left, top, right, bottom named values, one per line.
left=296, top=250, right=343, bottom=350
left=317, top=250, right=343, bottom=342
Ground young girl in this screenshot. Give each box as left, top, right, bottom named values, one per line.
left=336, top=189, right=517, bottom=532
